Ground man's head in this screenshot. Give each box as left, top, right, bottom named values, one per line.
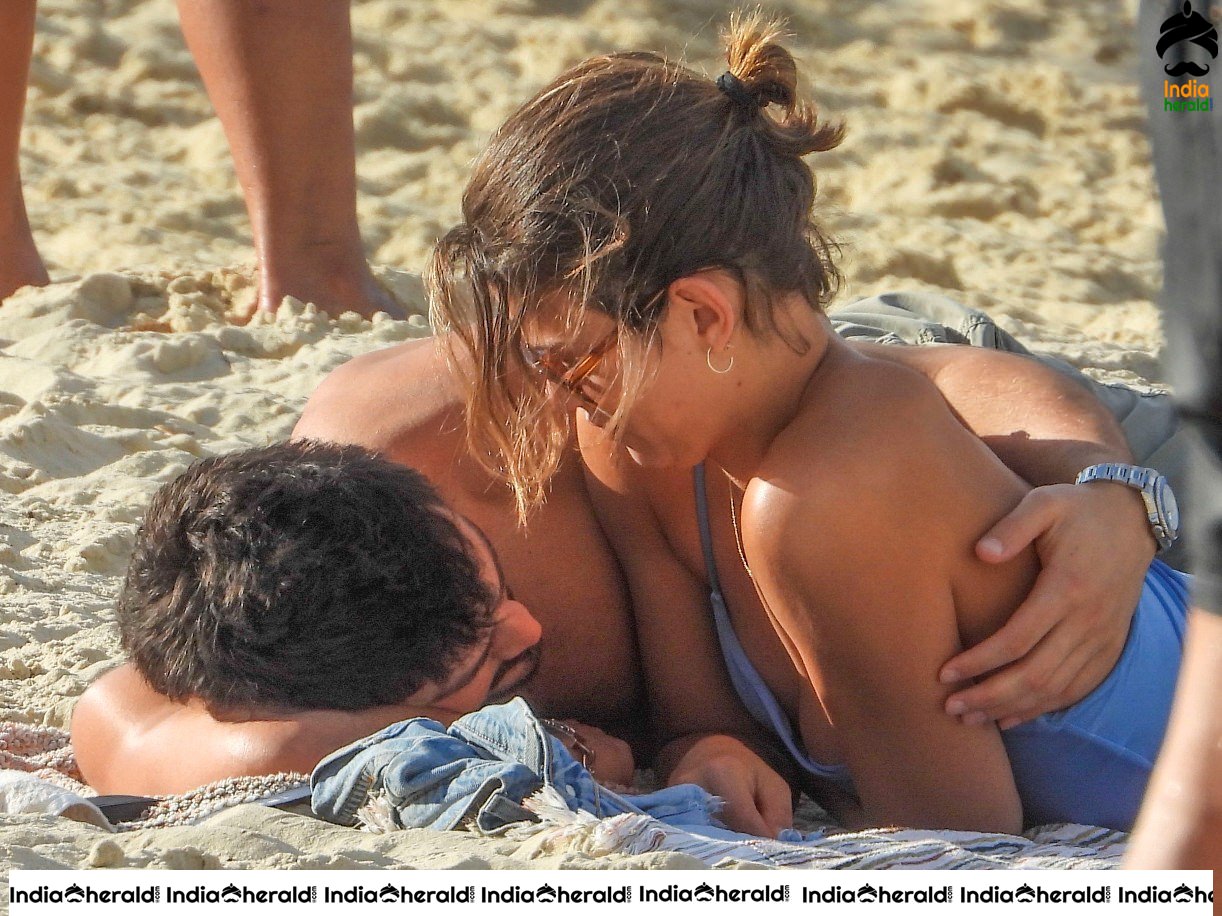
left=117, top=440, right=540, bottom=713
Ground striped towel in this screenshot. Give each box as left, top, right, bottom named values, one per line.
left=500, top=786, right=1125, bottom=869
left=0, top=721, right=307, bottom=830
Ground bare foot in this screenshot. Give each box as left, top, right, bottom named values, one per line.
left=256, top=242, right=406, bottom=320
left=0, top=229, right=49, bottom=301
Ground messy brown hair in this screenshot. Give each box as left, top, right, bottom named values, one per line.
left=118, top=441, right=497, bottom=712
left=429, top=11, right=844, bottom=518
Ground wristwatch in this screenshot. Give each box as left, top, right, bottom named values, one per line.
left=1074, top=463, right=1180, bottom=552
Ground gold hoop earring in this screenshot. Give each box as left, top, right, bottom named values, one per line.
left=707, top=347, right=734, bottom=374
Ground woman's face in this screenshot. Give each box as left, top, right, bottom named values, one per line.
left=524, top=284, right=734, bottom=469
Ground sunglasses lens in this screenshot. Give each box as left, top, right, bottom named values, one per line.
left=519, top=338, right=612, bottom=415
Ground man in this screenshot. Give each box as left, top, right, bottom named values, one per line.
left=294, top=340, right=644, bottom=734
left=292, top=316, right=1171, bottom=833
left=75, top=317, right=1176, bottom=834
left=71, top=441, right=631, bottom=796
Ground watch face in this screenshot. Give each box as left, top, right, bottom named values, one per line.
left=1156, top=477, right=1180, bottom=536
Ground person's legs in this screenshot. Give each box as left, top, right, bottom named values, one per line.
left=0, top=0, right=49, bottom=301
left=1125, top=609, right=1222, bottom=868
left=175, top=0, right=401, bottom=318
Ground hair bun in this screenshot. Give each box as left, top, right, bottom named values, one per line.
left=716, top=71, right=761, bottom=109
left=722, top=10, right=798, bottom=110
left=720, top=9, right=844, bottom=156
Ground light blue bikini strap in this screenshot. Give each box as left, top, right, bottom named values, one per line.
left=693, top=462, right=725, bottom=598
left=691, top=463, right=854, bottom=787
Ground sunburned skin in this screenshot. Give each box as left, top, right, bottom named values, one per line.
left=290, top=334, right=1039, bottom=734
left=72, top=665, right=463, bottom=795
left=583, top=338, right=1040, bottom=819
left=294, top=329, right=1153, bottom=722
left=280, top=319, right=1160, bottom=836
left=579, top=339, right=1107, bottom=753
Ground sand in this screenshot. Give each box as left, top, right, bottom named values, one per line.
left=1, top=0, right=1166, bottom=873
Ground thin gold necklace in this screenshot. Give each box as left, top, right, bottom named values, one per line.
left=721, top=467, right=752, bottom=574
left=720, top=465, right=782, bottom=627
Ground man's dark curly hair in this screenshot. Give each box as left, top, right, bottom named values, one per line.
left=117, top=440, right=497, bottom=712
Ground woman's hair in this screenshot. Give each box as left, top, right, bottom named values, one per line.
left=118, top=440, right=497, bottom=712
left=429, top=12, right=844, bottom=517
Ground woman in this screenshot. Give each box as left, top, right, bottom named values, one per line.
left=428, top=14, right=1187, bottom=833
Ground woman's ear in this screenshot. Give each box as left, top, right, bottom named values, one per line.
left=666, top=270, right=742, bottom=351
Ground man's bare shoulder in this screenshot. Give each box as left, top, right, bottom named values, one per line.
left=72, top=664, right=167, bottom=736
left=71, top=664, right=176, bottom=791
left=293, top=337, right=466, bottom=467
left=71, top=664, right=282, bottom=793
left=71, top=664, right=439, bottom=794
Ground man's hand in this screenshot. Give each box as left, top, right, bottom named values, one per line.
left=667, top=734, right=793, bottom=837
left=940, top=481, right=1155, bottom=727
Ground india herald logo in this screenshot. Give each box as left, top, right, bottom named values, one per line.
left=1158, top=1, right=1219, bottom=76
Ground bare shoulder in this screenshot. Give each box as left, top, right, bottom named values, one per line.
left=849, top=337, right=1047, bottom=378
left=72, top=665, right=328, bottom=793
left=71, top=664, right=157, bottom=735
left=753, top=355, right=964, bottom=513
left=293, top=336, right=467, bottom=468
left=745, top=352, right=1014, bottom=582
left=846, top=339, right=954, bottom=375
left=294, top=338, right=449, bottom=438
left=70, top=664, right=165, bottom=790
left=735, top=352, right=1028, bottom=831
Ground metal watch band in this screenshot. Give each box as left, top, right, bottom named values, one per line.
left=1074, top=462, right=1176, bottom=551
left=1074, top=463, right=1153, bottom=488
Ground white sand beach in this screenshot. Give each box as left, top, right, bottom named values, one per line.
left=2, top=0, right=1166, bottom=871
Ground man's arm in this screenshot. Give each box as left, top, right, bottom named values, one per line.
left=861, top=341, right=1135, bottom=480
left=864, top=342, right=1157, bottom=726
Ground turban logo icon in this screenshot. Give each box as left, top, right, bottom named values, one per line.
left=1158, top=1, right=1219, bottom=76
